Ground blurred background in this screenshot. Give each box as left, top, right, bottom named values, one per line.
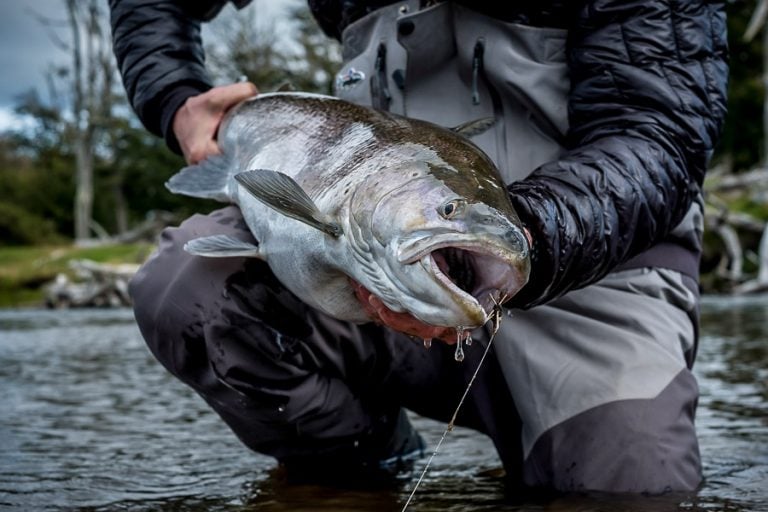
left=0, top=0, right=341, bottom=308
left=2, top=1, right=768, bottom=304
left=0, top=2, right=766, bottom=511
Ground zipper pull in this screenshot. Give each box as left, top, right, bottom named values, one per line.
left=372, top=43, right=392, bottom=111
left=471, top=39, right=485, bottom=106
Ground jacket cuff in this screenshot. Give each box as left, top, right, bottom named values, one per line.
left=159, top=83, right=212, bottom=155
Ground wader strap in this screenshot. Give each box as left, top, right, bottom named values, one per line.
left=616, top=243, right=700, bottom=281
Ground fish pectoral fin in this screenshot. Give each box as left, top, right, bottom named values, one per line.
left=184, top=235, right=264, bottom=259
left=450, top=117, right=496, bottom=138
left=235, top=169, right=342, bottom=237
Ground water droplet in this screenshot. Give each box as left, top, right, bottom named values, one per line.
left=277, top=405, right=285, bottom=413
left=465, top=335, right=473, bottom=346
left=423, top=338, right=432, bottom=349
left=454, top=339, right=465, bottom=362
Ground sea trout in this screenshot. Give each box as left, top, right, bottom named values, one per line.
left=166, top=92, right=529, bottom=341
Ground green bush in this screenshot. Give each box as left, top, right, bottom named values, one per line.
left=0, top=201, right=66, bottom=246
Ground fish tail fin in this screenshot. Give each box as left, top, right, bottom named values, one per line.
left=166, top=154, right=233, bottom=202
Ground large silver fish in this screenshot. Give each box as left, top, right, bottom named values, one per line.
left=167, top=92, right=529, bottom=338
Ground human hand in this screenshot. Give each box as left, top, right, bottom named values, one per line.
left=173, top=82, right=258, bottom=164
left=351, top=279, right=457, bottom=343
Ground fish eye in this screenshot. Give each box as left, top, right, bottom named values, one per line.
left=438, top=199, right=465, bottom=219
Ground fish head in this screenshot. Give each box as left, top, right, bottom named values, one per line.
left=348, top=158, right=530, bottom=331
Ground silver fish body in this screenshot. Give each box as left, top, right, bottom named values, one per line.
left=167, top=92, right=530, bottom=331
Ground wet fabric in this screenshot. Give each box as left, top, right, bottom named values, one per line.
left=120, top=0, right=716, bottom=493
left=332, top=11, right=701, bottom=490
left=130, top=206, right=701, bottom=492
left=129, top=207, right=513, bottom=463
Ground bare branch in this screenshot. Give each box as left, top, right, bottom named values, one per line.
left=705, top=167, right=768, bottom=193
left=744, top=0, right=768, bottom=42
left=732, top=224, right=768, bottom=294
left=714, top=223, right=744, bottom=282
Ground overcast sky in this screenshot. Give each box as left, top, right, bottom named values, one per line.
left=0, top=0, right=295, bottom=132
left=0, top=0, right=69, bottom=129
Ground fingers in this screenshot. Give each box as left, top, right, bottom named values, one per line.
left=206, top=82, right=259, bottom=111
left=173, top=82, right=259, bottom=164
left=366, top=291, right=456, bottom=343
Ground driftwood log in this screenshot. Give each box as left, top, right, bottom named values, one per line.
left=45, top=259, right=140, bottom=308
left=705, top=167, right=768, bottom=294
left=76, top=210, right=176, bottom=248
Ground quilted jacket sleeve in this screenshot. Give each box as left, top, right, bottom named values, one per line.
left=109, top=0, right=242, bottom=152
left=507, top=0, right=728, bottom=308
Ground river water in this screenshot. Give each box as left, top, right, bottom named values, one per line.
left=0, top=297, right=766, bottom=511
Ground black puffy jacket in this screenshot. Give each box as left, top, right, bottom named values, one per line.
left=109, top=0, right=728, bottom=308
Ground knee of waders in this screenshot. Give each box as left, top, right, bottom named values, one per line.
left=522, top=371, right=702, bottom=493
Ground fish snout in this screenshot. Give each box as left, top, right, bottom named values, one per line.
left=467, top=204, right=529, bottom=259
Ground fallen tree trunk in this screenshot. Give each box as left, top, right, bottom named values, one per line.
left=45, top=259, right=140, bottom=308
left=732, top=223, right=768, bottom=294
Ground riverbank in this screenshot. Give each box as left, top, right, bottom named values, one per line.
left=0, top=243, right=153, bottom=308
left=0, top=237, right=760, bottom=308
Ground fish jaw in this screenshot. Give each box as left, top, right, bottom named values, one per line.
left=395, top=232, right=530, bottom=328
left=350, top=279, right=458, bottom=342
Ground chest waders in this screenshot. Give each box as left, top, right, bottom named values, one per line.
left=128, top=1, right=703, bottom=493
left=333, top=1, right=703, bottom=490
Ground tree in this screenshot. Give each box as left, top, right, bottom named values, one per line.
left=205, top=2, right=341, bottom=94
left=744, top=0, right=768, bottom=167
left=719, top=2, right=766, bottom=171
left=63, top=0, right=116, bottom=242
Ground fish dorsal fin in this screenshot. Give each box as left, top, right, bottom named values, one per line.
left=166, top=153, right=233, bottom=202
left=451, top=117, right=496, bottom=138
left=184, top=234, right=264, bottom=258
left=235, top=170, right=342, bottom=237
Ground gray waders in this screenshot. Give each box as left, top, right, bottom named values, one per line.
left=130, top=1, right=702, bottom=493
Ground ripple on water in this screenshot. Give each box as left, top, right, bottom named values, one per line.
left=0, top=303, right=766, bottom=511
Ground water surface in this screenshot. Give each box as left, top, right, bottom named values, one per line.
left=0, top=297, right=765, bottom=511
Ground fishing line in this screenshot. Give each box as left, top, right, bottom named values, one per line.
left=400, top=295, right=506, bottom=511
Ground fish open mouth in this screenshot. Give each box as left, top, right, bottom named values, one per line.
left=432, top=248, right=477, bottom=296
left=423, top=244, right=526, bottom=319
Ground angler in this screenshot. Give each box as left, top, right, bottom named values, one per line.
left=111, top=0, right=727, bottom=495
